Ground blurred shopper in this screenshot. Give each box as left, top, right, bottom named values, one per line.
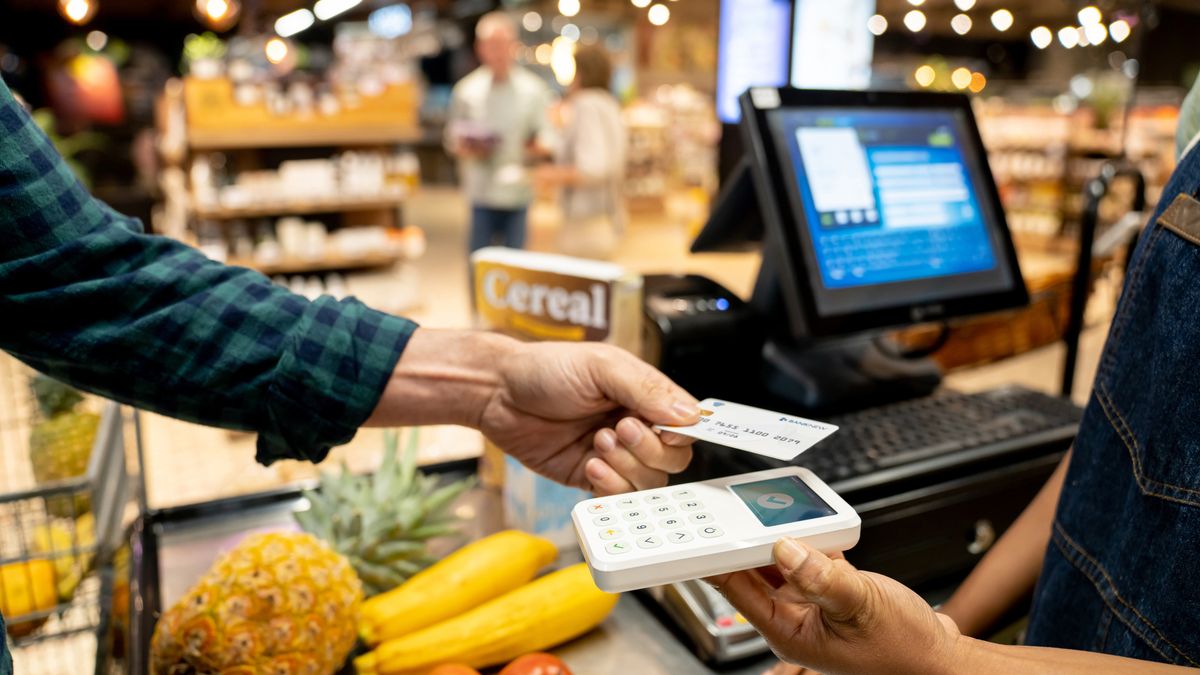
left=536, top=46, right=627, bottom=260
left=446, top=11, right=552, bottom=252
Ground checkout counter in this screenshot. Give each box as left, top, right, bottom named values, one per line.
left=125, top=87, right=1086, bottom=672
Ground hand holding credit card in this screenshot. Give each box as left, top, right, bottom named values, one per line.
left=655, top=398, right=838, bottom=461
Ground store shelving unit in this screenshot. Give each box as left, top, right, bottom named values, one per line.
left=158, top=77, right=424, bottom=281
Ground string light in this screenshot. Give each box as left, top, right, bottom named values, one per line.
left=558, top=0, right=580, bottom=18
left=1030, top=26, right=1053, bottom=49
left=1084, top=22, right=1107, bottom=45
left=951, top=67, right=972, bottom=90
left=648, top=3, right=670, bottom=26
left=904, top=10, right=926, bottom=32
left=1058, top=26, right=1079, bottom=48
left=58, top=0, right=97, bottom=25
left=954, top=0, right=975, bottom=10
left=969, top=72, right=987, bottom=93
left=1109, top=19, right=1131, bottom=43
left=195, top=0, right=240, bottom=31
left=1078, top=6, right=1102, bottom=26
left=867, top=14, right=887, bottom=36
left=991, top=9, right=1014, bottom=32
left=951, top=14, right=972, bottom=35
left=265, top=37, right=289, bottom=64
left=914, top=65, right=935, bottom=88
left=631, top=0, right=650, bottom=9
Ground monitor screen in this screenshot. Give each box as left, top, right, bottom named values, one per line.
left=790, top=0, right=875, bottom=91
left=765, top=105, right=1019, bottom=318
left=716, top=0, right=792, bottom=124
left=738, top=88, right=1026, bottom=336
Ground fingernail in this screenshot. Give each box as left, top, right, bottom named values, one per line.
left=617, top=419, right=643, bottom=446
left=595, top=429, right=616, bottom=453
left=672, top=400, right=700, bottom=420
left=775, top=538, right=809, bottom=570
left=586, top=457, right=609, bottom=478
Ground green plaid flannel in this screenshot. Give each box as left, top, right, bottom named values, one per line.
left=0, top=78, right=417, bottom=467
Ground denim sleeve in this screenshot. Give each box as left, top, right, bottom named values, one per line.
left=0, top=78, right=415, bottom=465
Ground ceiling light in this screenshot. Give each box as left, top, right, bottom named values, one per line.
left=954, top=0, right=975, bottom=10
left=907, top=0, right=925, bottom=5
left=991, top=9, right=1013, bottom=32
left=196, top=0, right=241, bottom=30
left=275, top=8, right=314, bottom=37
left=631, top=0, right=650, bottom=9
left=969, top=72, right=987, bottom=93
left=522, top=11, right=543, bottom=31
left=561, top=22, right=580, bottom=40
left=914, top=64, right=935, bottom=88
left=904, top=10, right=926, bottom=32
left=313, top=0, right=361, bottom=21
left=867, top=14, right=887, bottom=36
left=1030, top=26, right=1052, bottom=49
left=648, top=3, right=670, bottom=26
left=951, top=14, right=972, bottom=35
left=58, top=0, right=97, bottom=25
left=1084, top=22, right=1107, bottom=45
left=1109, top=19, right=1131, bottom=43
left=1057, top=26, right=1079, bottom=48
left=558, top=0, right=580, bottom=18
left=1078, top=6, right=1101, bottom=26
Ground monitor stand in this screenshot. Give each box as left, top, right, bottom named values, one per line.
left=760, top=333, right=942, bottom=415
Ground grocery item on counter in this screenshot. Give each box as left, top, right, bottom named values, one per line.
left=498, top=653, right=573, bottom=675
left=29, top=375, right=100, bottom=518
left=32, top=512, right=95, bottom=601
left=355, top=564, right=618, bottom=675
left=359, top=529, right=557, bottom=646
left=295, top=429, right=474, bottom=598
left=0, top=559, right=57, bottom=638
left=426, top=666, right=481, bottom=675
left=150, top=532, right=361, bottom=675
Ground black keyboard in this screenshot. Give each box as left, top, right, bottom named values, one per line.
left=794, top=386, right=1083, bottom=491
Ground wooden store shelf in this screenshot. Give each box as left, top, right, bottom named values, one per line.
left=194, top=192, right=408, bottom=219
left=228, top=250, right=404, bottom=276
left=183, top=77, right=421, bottom=150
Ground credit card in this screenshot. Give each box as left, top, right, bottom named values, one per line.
left=656, top=398, right=838, bottom=461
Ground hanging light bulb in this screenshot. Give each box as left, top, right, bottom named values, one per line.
left=954, top=0, right=975, bottom=10
left=631, top=0, right=650, bottom=9
left=58, top=0, right=97, bottom=25
left=867, top=14, right=887, bottom=36
left=1077, top=6, right=1102, bottom=27
left=648, top=3, right=670, bottom=26
left=904, top=10, right=926, bottom=32
left=1109, top=19, right=1131, bottom=43
left=991, top=9, right=1014, bottom=32
left=1030, top=26, right=1053, bottom=49
left=951, top=14, right=972, bottom=35
left=558, top=0, right=580, bottom=18
left=195, top=0, right=241, bottom=31
left=1058, top=26, right=1080, bottom=48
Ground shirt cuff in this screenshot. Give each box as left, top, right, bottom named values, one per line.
left=256, top=296, right=417, bottom=465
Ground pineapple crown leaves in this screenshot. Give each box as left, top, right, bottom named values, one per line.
left=293, top=428, right=475, bottom=596
left=30, top=374, right=85, bottom=418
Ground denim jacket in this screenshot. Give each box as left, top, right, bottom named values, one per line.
left=1025, top=132, right=1200, bottom=665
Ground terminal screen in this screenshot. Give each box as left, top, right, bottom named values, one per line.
left=777, top=109, right=999, bottom=290
left=729, top=476, right=836, bottom=527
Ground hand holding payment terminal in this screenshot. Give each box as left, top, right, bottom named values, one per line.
left=572, top=467, right=860, bottom=592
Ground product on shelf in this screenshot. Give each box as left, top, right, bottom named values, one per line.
left=359, top=529, right=558, bottom=646
left=293, top=428, right=475, bottom=598
left=29, top=375, right=100, bottom=518
left=32, top=512, right=95, bottom=601
left=355, top=563, right=618, bottom=675
left=150, top=531, right=361, bottom=675
left=499, top=653, right=573, bottom=675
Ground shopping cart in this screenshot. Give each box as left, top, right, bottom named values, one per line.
left=0, top=354, right=143, bottom=674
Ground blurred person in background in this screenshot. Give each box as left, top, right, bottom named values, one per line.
left=536, top=45, right=627, bottom=260
left=446, top=11, right=553, bottom=253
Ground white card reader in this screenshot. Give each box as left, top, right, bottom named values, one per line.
left=573, top=467, right=860, bottom=593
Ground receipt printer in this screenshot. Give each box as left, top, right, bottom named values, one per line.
left=642, top=274, right=763, bottom=400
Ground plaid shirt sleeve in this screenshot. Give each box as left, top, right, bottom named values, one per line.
left=0, top=78, right=417, bottom=465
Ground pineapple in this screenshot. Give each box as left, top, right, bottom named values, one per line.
left=149, top=430, right=472, bottom=673
left=294, top=429, right=474, bottom=597
left=150, top=532, right=362, bottom=675
left=28, top=375, right=99, bottom=518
